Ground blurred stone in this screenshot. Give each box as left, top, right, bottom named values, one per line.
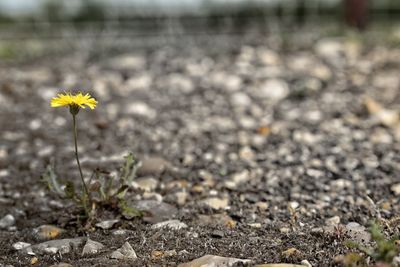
left=138, top=157, right=169, bottom=176
left=231, top=92, right=251, bottom=107
left=132, top=177, right=158, bottom=192
left=110, top=55, right=145, bottom=71
left=133, top=200, right=177, bottom=223
left=258, top=79, right=289, bottom=101
left=151, top=220, right=188, bottom=230
left=22, top=237, right=85, bottom=255
left=12, top=242, right=31, bottom=250
left=95, top=219, right=119, bottom=230
left=198, top=214, right=236, bottom=228
left=345, top=222, right=371, bottom=244
left=178, top=255, right=251, bottom=267
left=82, top=239, right=104, bottom=255
left=0, top=214, right=15, bottom=229
left=34, top=225, right=64, bottom=240
left=201, top=197, right=229, bottom=210
left=110, top=242, right=137, bottom=260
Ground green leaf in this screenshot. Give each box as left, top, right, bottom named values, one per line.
left=120, top=152, right=140, bottom=185
left=64, top=181, right=76, bottom=199
left=41, top=163, right=64, bottom=195
left=118, top=199, right=142, bottom=219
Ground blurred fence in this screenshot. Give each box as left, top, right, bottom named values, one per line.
left=0, top=0, right=399, bottom=40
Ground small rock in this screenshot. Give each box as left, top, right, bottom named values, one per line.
left=112, top=229, right=130, bottom=236
left=126, top=102, right=156, bottom=119
left=178, top=255, right=251, bottom=267
left=0, top=214, right=15, bottom=229
left=258, top=79, right=289, bottom=101
left=256, top=265, right=305, bottom=267
left=345, top=222, right=371, bottom=244
left=211, top=230, right=224, bottom=238
left=138, top=157, right=169, bottom=176
left=248, top=223, right=262, bottom=228
left=280, top=227, right=290, bottom=234
left=34, top=225, right=64, bottom=240
left=301, top=259, right=313, bottom=267
left=110, top=242, right=137, bottom=260
left=133, top=200, right=178, bottom=223
left=82, top=239, right=104, bottom=255
left=325, top=216, right=341, bottom=226
left=151, top=249, right=177, bottom=259
left=95, top=219, right=119, bottom=230
left=49, top=263, right=73, bottom=267
left=174, top=191, right=188, bottom=205
left=231, top=92, right=252, bottom=107
left=12, top=242, right=31, bottom=250
left=198, top=214, right=236, bottom=228
left=224, top=170, right=250, bottom=189
left=21, top=237, right=85, bottom=255
left=282, top=248, right=302, bottom=258
left=151, top=220, right=188, bottom=230
left=201, top=197, right=229, bottom=210
left=31, top=257, right=38, bottom=265
left=133, top=177, right=158, bottom=192
left=391, top=183, right=400, bottom=195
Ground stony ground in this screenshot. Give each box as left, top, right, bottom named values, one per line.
left=1, top=31, right=400, bottom=267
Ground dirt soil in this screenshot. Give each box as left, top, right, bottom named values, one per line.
left=1, top=32, right=400, bottom=267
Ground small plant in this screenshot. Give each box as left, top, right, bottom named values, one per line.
left=345, top=221, right=400, bottom=265
left=43, top=92, right=141, bottom=222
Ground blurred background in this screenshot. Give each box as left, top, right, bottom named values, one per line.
left=0, top=0, right=400, bottom=62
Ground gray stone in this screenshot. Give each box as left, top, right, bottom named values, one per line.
left=178, top=255, right=251, bottom=267
left=258, top=79, right=289, bottom=101
left=133, top=200, right=178, bottom=223
left=138, top=157, right=169, bottom=176
left=201, top=197, right=229, bottom=210
left=110, top=242, right=137, bottom=260
left=21, top=237, right=85, bottom=255
left=345, top=222, right=371, bottom=244
left=132, top=177, right=158, bottom=192
left=95, top=219, right=119, bottom=230
left=151, top=220, right=188, bottom=230
left=0, top=214, right=15, bottom=229
left=82, top=239, right=104, bottom=255
left=12, top=242, right=31, bottom=250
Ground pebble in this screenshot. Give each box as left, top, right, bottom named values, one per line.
left=0, top=214, right=15, bottom=230
left=325, top=216, right=341, bottom=226
left=345, top=222, right=371, bottom=244
left=301, top=260, right=313, bottom=267
left=82, top=239, right=105, bottom=255
left=21, top=237, right=85, bottom=255
left=110, top=242, right=137, bottom=260
left=258, top=79, right=289, bottom=101
left=198, top=214, right=236, bottom=228
left=391, top=183, right=400, bottom=195
left=151, top=220, right=188, bottom=230
left=49, top=264, right=73, bottom=267
left=12, top=242, right=31, bottom=250
left=138, top=157, right=169, bottom=176
left=178, top=255, right=251, bottom=267
left=34, top=225, right=64, bottom=240
left=95, top=219, right=119, bottom=230
left=133, top=200, right=178, bottom=223
left=224, top=170, right=250, bottom=189
left=201, top=197, right=229, bottom=210
left=132, top=177, right=158, bottom=192
left=231, top=92, right=252, bottom=107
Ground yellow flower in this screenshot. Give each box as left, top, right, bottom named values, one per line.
left=51, top=92, right=97, bottom=110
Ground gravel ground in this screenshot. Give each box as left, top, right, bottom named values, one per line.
left=1, top=31, right=400, bottom=267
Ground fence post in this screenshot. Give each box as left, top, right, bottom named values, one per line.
left=344, top=0, right=368, bottom=30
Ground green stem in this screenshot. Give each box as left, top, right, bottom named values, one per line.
left=72, top=114, right=89, bottom=198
